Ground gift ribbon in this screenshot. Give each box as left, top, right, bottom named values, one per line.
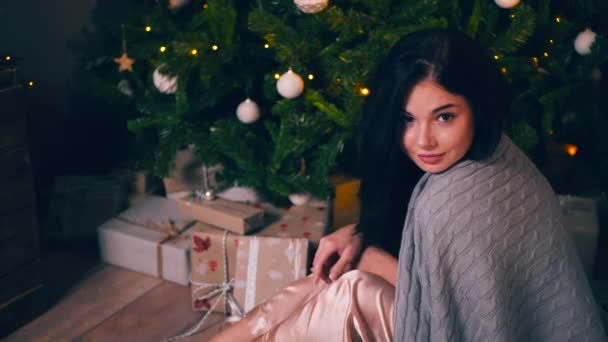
left=166, top=229, right=244, bottom=342
left=116, top=216, right=192, bottom=280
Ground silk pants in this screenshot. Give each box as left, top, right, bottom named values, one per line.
left=244, top=270, right=395, bottom=342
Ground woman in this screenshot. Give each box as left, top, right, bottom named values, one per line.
left=211, top=28, right=606, bottom=341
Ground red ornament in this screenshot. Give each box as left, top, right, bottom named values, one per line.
left=193, top=236, right=212, bottom=252
left=194, top=298, right=212, bottom=310
left=209, top=260, right=218, bottom=272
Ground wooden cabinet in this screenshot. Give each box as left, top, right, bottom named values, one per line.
left=0, top=85, right=43, bottom=337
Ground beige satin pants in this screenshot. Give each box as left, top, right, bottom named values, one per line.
left=245, top=270, right=395, bottom=342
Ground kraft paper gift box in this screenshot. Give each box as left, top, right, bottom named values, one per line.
left=97, top=195, right=196, bottom=285
left=233, top=236, right=308, bottom=313
left=189, top=223, right=308, bottom=314
left=177, top=194, right=264, bottom=235
left=558, top=195, right=599, bottom=277
left=257, top=203, right=330, bottom=248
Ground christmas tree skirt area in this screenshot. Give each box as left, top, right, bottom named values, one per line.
left=5, top=263, right=226, bottom=341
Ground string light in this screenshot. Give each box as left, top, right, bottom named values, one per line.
left=28, top=81, right=34, bottom=87
left=5, top=55, right=11, bottom=61
left=543, top=52, right=549, bottom=58
left=359, top=87, right=370, bottom=96
left=532, top=56, right=539, bottom=65
left=501, top=67, right=507, bottom=74
left=564, top=144, right=578, bottom=157
left=493, top=55, right=501, bottom=60
left=190, top=49, right=198, bottom=55
left=160, top=46, right=167, bottom=53
left=510, top=14, right=516, bottom=19
left=549, top=129, right=555, bottom=135
left=274, top=73, right=280, bottom=79
left=549, top=39, right=554, bottom=45
left=336, top=77, right=342, bottom=83
left=203, top=3, right=209, bottom=9
left=264, top=43, right=270, bottom=49
left=555, top=16, right=561, bottom=23
left=307, top=74, right=314, bottom=80
left=145, top=25, right=152, bottom=32
left=212, top=44, right=219, bottom=51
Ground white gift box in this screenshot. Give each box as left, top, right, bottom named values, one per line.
left=97, top=195, right=195, bottom=285
left=559, top=195, right=599, bottom=277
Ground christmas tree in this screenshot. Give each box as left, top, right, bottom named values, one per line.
left=76, top=0, right=607, bottom=203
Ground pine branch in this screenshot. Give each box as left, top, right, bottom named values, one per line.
left=492, top=4, right=536, bottom=54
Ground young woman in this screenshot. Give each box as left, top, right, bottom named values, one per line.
left=211, top=28, right=606, bottom=341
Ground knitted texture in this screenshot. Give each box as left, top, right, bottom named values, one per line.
left=394, top=135, right=606, bottom=342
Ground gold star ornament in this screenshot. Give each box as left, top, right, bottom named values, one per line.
left=114, top=53, right=135, bottom=72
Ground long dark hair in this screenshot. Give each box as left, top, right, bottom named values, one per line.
left=356, top=29, right=510, bottom=256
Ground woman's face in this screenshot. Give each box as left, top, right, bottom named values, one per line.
left=401, top=79, right=474, bottom=174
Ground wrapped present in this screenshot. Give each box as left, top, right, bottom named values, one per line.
left=329, top=174, right=361, bottom=229
left=189, top=223, right=308, bottom=314
left=97, top=195, right=196, bottom=285
left=258, top=203, right=330, bottom=248
left=559, top=195, right=599, bottom=277
left=162, top=147, right=220, bottom=199
left=177, top=194, right=264, bottom=235
left=233, top=236, right=308, bottom=313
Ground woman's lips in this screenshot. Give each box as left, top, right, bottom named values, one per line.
left=418, top=153, right=444, bottom=165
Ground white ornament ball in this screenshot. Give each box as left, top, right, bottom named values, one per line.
left=236, top=98, right=261, bottom=123
left=574, top=29, right=597, bottom=55
left=294, top=0, right=329, bottom=14
left=276, top=69, right=304, bottom=99
left=153, top=66, right=178, bottom=94
left=494, top=0, right=520, bottom=9
left=168, top=0, right=190, bottom=10
left=288, top=193, right=311, bottom=206
left=117, top=79, right=133, bottom=97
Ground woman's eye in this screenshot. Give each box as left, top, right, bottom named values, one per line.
left=438, top=113, right=455, bottom=122
left=401, top=115, right=414, bottom=125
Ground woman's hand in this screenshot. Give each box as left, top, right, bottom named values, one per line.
left=312, top=224, right=363, bottom=284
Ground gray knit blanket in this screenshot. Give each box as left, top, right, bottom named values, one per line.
left=394, top=134, right=606, bottom=342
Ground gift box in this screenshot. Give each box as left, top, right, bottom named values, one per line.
left=177, top=195, right=264, bottom=235
left=162, top=147, right=220, bottom=199
left=97, top=195, right=196, bottom=285
left=189, top=223, right=308, bottom=313
left=258, top=202, right=330, bottom=248
left=233, top=236, right=308, bottom=313
left=559, top=195, right=599, bottom=277
left=329, top=174, right=361, bottom=229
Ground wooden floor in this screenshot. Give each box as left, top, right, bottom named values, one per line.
left=6, top=264, right=226, bottom=341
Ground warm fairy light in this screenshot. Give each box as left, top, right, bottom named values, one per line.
left=549, top=39, right=555, bottom=45
left=203, top=3, right=209, bottom=9
left=564, top=144, right=578, bottom=157
left=555, top=16, right=561, bottom=23
left=264, top=43, right=270, bottom=49
left=549, top=129, right=555, bottom=135
left=532, top=56, right=539, bottom=64
left=360, top=87, right=370, bottom=96
left=501, top=67, right=507, bottom=74
left=160, top=46, right=167, bottom=53
left=543, top=52, right=549, bottom=58
left=190, top=49, right=198, bottom=55
left=308, top=74, right=314, bottom=80
left=145, top=26, right=152, bottom=32
left=336, top=77, right=342, bottom=83
left=5, top=55, right=11, bottom=61
left=212, top=44, right=219, bottom=51
left=494, top=55, right=500, bottom=60
left=274, top=73, right=280, bottom=79
left=28, top=81, right=34, bottom=87
left=510, top=14, right=516, bottom=19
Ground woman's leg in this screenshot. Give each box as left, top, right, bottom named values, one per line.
left=210, top=270, right=395, bottom=342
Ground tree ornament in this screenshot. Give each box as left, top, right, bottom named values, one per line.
left=494, top=0, right=520, bottom=9
left=276, top=69, right=304, bottom=99
left=294, top=0, right=329, bottom=14
left=117, top=79, right=133, bottom=97
left=153, top=66, right=178, bottom=94
left=574, top=29, right=597, bottom=55
left=236, top=98, right=260, bottom=123
left=114, top=24, right=135, bottom=72
left=288, top=193, right=311, bottom=206
left=168, top=0, right=190, bottom=10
